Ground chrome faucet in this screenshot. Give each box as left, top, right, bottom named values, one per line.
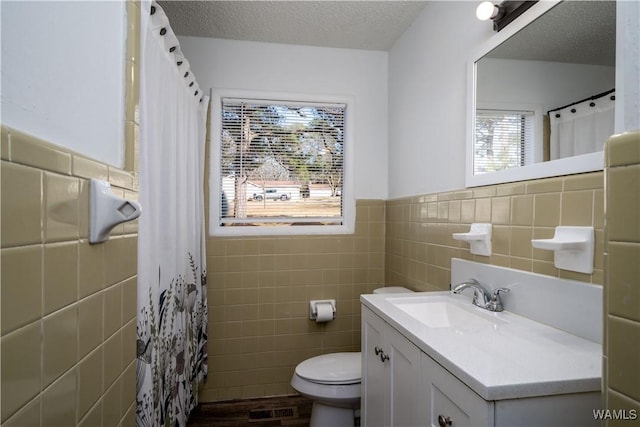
left=452, top=279, right=510, bottom=312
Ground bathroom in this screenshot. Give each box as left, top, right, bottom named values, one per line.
left=1, top=1, right=638, bottom=426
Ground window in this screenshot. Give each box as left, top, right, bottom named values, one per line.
left=210, top=90, right=354, bottom=236
left=474, top=109, right=535, bottom=175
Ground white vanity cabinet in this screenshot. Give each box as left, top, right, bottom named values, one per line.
left=361, top=261, right=604, bottom=426
left=362, top=304, right=601, bottom=427
left=363, top=306, right=490, bottom=427
left=422, top=354, right=494, bottom=427
left=361, top=306, right=421, bottom=427
left=421, top=352, right=600, bottom=427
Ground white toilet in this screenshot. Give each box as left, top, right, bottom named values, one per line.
left=291, top=286, right=414, bottom=427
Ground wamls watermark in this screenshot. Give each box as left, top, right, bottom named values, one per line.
left=593, top=409, right=638, bottom=421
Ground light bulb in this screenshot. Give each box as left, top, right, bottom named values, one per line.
left=476, top=1, right=498, bottom=21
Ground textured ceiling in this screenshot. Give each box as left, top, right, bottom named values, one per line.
left=487, top=1, right=616, bottom=66
left=157, top=0, right=428, bottom=51
left=158, top=1, right=616, bottom=63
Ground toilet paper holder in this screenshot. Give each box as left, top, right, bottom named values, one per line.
left=309, top=299, right=336, bottom=321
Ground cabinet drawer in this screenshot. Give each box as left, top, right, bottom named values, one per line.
left=422, top=354, right=494, bottom=427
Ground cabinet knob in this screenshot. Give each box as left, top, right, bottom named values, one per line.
left=437, top=415, right=452, bottom=427
left=374, top=346, right=389, bottom=362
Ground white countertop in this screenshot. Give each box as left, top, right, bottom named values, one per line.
left=361, top=291, right=602, bottom=401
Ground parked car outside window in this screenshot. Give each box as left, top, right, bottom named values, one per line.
left=252, top=188, right=291, bottom=201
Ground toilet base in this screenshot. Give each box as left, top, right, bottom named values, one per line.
left=310, top=402, right=355, bottom=427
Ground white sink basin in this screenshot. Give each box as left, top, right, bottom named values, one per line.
left=362, top=261, right=603, bottom=401
left=387, top=295, right=506, bottom=330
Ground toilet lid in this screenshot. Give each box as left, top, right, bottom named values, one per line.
left=295, top=352, right=361, bottom=385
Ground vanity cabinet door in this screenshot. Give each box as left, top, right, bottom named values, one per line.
left=422, top=354, right=494, bottom=427
left=362, top=307, right=388, bottom=426
left=362, top=307, right=421, bottom=427
left=387, top=325, right=421, bottom=426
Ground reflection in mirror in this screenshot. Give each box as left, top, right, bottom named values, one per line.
left=471, top=0, right=615, bottom=182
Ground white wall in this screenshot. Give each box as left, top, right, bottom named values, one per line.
left=616, top=0, right=640, bottom=133
left=1, top=1, right=126, bottom=167
left=388, top=1, right=493, bottom=198
left=388, top=0, right=638, bottom=198
left=477, top=59, right=615, bottom=112
left=177, top=36, right=389, bottom=200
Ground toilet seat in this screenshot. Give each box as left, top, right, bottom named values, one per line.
left=295, top=352, right=361, bottom=385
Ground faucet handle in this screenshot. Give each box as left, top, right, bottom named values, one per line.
left=491, top=287, right=510, bottom=298
left=487, top=288, right=510, bottom=312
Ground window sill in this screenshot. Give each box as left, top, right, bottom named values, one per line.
left=209, top=223, right=354, bottom=237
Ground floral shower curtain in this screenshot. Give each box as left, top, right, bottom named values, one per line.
left=136, top=2, right=208, bottom=426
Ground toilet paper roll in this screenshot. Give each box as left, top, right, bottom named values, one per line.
left=315, top=303, right=334, bottom=323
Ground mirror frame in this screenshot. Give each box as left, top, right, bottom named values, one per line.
left=466, top=0, right=605, bottom=188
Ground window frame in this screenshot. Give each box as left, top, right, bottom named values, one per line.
left=474, top=101, right=543, bottom=174
left=209, top=88, right=355, bottom=237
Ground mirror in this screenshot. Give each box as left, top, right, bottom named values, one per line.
left=467, top=0, right=616, bottom=187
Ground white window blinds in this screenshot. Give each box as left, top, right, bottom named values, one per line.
left=474, top=110, right=535, bottom=175
left=219, top=98, right=346, bottom=227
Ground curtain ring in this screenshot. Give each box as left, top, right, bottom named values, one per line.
left=150, top=5, right=156, bottom=15
left=160, top=28, right=167, bottom=36
left=589, top=102, right=595, bottom=107
left=610, top=95, right=615, bottom=101
left=189, top=82, right=194, bottom=87
left=194, top=90, right=199, bottom=96
left=169, top=46, right=176, bottom=53
left=571, top=108, right=576, bottom=113
left=184, top=71, right=189, bottom=78
left=555, top=113, right=561, bottom=118
left=177, top=61, right=183, bottom=66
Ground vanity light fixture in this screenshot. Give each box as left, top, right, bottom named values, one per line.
left=476, top=1, right=504, bottom=21
left=477, top=1, right=538, bottom=32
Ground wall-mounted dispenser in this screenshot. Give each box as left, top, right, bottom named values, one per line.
left=89, top=179, right=142, bottom=244
left=453, top=223, right=492, bottom=256
left=309, top=299, right=336, bottom=323
left=531, top=226, right=594, bottom=274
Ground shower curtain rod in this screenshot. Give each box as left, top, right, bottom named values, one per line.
left=150, top=4, right=205, bottom=103
left=547, top=88, right=615, bottom=116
